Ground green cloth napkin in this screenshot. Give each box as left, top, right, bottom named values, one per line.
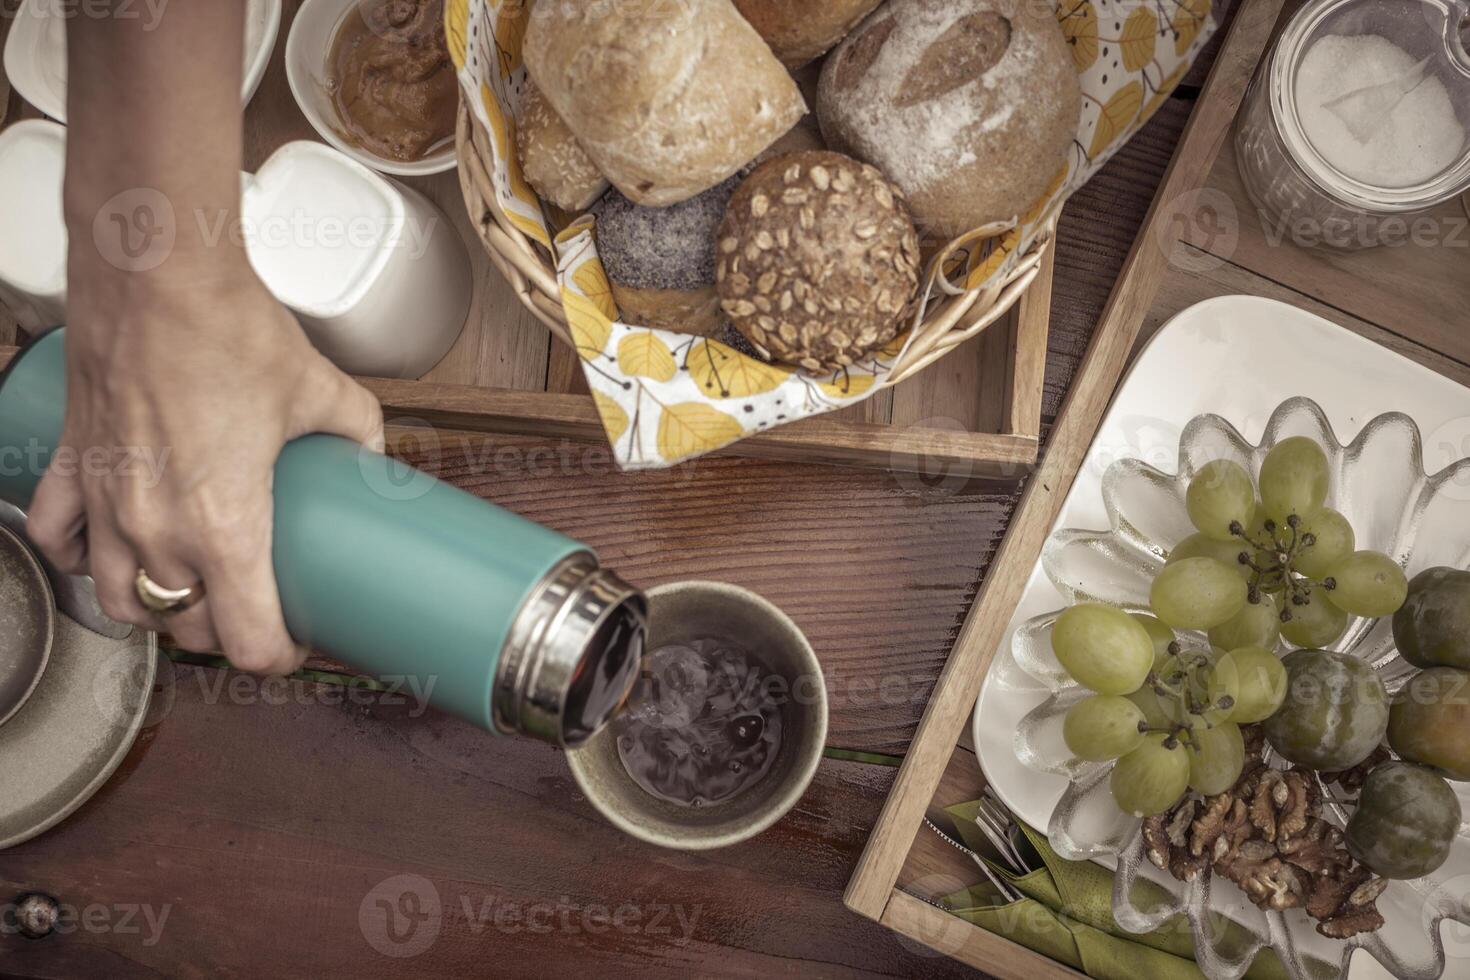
left=934, top=801, right=1316, bottom=980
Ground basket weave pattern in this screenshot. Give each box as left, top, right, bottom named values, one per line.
left=455, top=104, right=1054, bottom=388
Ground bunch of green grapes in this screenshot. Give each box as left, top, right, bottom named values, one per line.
left=1054, top=605, right=1287, bottom=816
left=1052, top=436, right=1409, bottom=819
left=1166, top=439, right=1408, bottom=641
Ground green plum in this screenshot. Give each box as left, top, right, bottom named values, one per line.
left=1262, top=649, right=1388, bottom=770
left=1393, top=567, right=1470, bottom=670
left=1387, top=666, right=1470, bottom=780
left=1346, top=762, right=1460, bottom=879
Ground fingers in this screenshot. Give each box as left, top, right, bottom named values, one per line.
left=86, top=517, right=156, bottom=628
left=299, top=367, right=385, bottom=454
left=196, top=515, right=301, bottom=676
left=27, top=463, right=89, bottom=574
left=134, top=548, right=219, bottom=654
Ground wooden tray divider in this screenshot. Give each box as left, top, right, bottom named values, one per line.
left=841, top=0, right=1288, bottom=970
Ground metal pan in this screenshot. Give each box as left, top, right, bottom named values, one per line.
left=0, top=533, right=157, bottom=850
left=0, top=521, right=54, bottom=727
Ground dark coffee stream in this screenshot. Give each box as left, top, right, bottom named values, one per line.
left=613, top=639, right=783, bottom=808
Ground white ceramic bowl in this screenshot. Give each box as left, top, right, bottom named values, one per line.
left=2, top=0, right=280, bottom=123
left=285, top=0, right=457, bottom=177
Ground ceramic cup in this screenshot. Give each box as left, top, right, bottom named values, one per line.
left=3, top=0, right=280, bottom=123
left=0, top=120, right=67, bottom=332
left=567, top=581, right=828, bottom=851
left=243, top=140, right=471, bottom=379
left=285, top=0, right=457, bottom=177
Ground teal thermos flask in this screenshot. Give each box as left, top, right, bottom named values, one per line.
left=0, top=329, right=646, bottom=746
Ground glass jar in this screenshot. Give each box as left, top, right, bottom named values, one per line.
left=1235, top=0, right=1470, bottom=250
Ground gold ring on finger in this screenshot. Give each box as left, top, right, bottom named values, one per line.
left=135, top=567, right=206, bottom=615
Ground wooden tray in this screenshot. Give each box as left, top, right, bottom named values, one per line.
left=842, top=0, right=1470, bottom=974
left=0, top=0, right=1051, bottom=478
left=282, top=2, right=1050, bottom=479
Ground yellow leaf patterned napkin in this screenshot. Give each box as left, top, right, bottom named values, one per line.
left=446, top=0, right=1217, bottom=469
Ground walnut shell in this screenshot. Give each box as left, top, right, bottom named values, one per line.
left=715, top=151, right=920, bottom=373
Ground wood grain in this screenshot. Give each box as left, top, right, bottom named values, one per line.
left=6, top=0, right=1382, bottom=975
left=364, top=375, right=1040, bottom=478
left=844, top=0, right=1289, bottom=922
left=0, top=666, right=981, bottom=980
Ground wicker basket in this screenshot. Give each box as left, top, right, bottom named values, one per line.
left=454, top=102, right=1054, bottom=388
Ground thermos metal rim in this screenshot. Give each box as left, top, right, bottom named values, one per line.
left=493, top=552, right=645, bottom=747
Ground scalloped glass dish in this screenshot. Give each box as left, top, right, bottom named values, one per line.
left=1008, top=397, right=1470, bottom=980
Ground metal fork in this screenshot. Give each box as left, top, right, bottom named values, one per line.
left=974, top=789, right=1037, bottom=876
left=923, top=806, right=1024, bottom=903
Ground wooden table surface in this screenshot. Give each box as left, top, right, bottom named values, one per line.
left=0, top=4, right=1268, bottom=978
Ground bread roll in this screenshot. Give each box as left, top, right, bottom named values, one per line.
left=816, top=0, right=1080, bottom=237
left=524, top=0, right=806, bottom=208
left=594, top=175, right=743, bottom=335
left=733, top=0, right=883, bottom=67
left=755, top=117, right=826, bottom=165
left=716, top=151, right=921, bottom=372
left=515, top=80, right=608, bottom=213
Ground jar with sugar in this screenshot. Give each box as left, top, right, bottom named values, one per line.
left=1235, top=0, right=1470, bottom=250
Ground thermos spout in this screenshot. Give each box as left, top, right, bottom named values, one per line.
left=495, top=553, right=646, bottom=746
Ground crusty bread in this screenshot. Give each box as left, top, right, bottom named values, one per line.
left=610, top=284, right=724, bottom=336
left=733, top=0, right=883, bottom=68
left=755, top=117, right=826, bottom=164
left=515, top=80, right=608, bottom=213
left=716, top=151, right=921, bottom=372
left=594, top=176, right=742, bottom=334
left=524, top=0, right=806, bottom=208
left=816, top=0, right=1080, bottom=237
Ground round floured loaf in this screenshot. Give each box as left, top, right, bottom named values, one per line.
left=816, top=0, right=1080, bottom=237
left=732, top=0, right=884, bottom=68
left=515, top=80, right=608, bottom=213
left=524, top=0, right=807, bottom=208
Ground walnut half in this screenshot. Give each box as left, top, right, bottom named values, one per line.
left=1143, top=725, right=1387, bottom=941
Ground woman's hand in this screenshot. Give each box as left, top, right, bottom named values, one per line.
left=27, top=257, right=383, bottom=674
left=45, top=0, right=383, bottom=674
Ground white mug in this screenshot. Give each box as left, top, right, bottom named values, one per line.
left=0, top=120, right=67, bottom=331
left=243, top=141, right=471, bottom=379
